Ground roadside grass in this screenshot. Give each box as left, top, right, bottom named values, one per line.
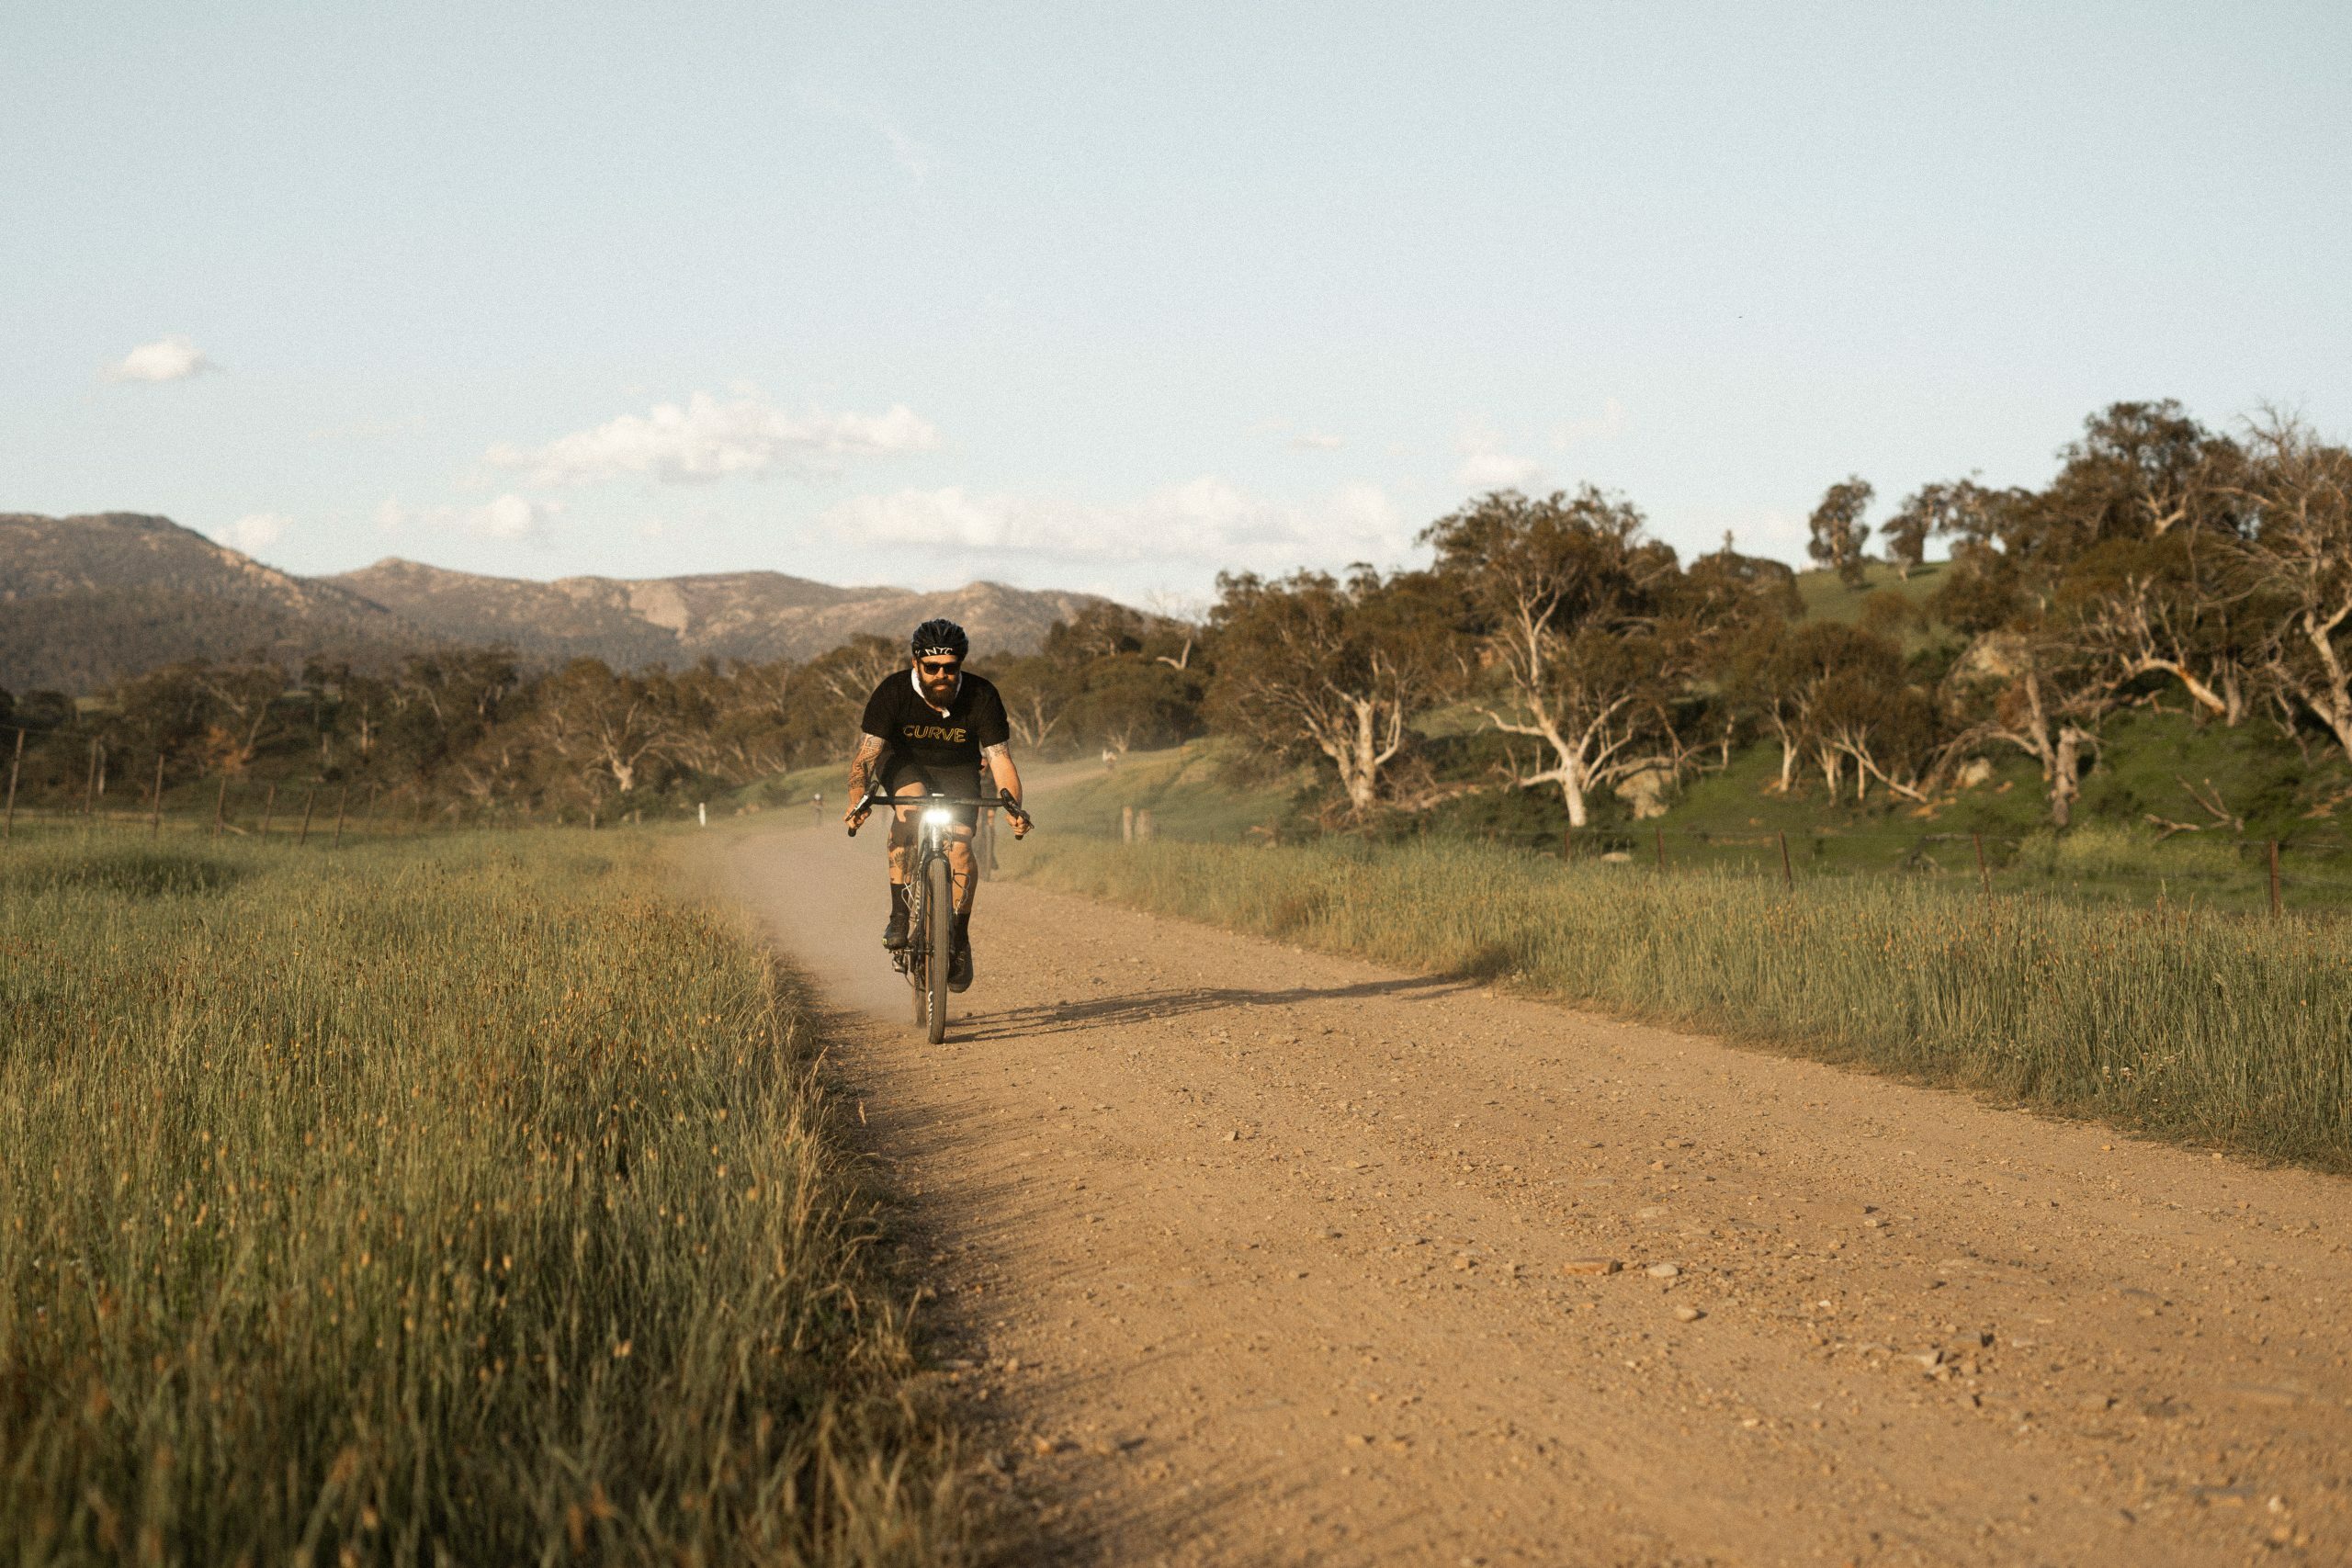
left=0, top=824, right=973, bottom=1565
left=1012, top=834, right=2352, bottom=1171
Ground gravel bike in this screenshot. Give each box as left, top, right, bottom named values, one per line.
left=849, top=788, right=1032, bottom=1043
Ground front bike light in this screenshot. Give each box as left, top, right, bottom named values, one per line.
left=921, top=807, right=955, bottom=827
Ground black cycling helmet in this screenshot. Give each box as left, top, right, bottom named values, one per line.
left=910, top=617, right=969, bottom=661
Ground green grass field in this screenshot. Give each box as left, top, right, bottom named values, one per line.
left=1012, top=833, right=2352, bottom=1170
left=0, top=824, right=972, bottom=1565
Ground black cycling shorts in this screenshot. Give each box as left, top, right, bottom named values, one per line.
left=882, top=756, right=984, bottom=828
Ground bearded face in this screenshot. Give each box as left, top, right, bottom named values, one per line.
left=915, top=655, right=961, bottom=705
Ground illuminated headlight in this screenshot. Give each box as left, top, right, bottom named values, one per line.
left=922, top=807, right=954, bottom=826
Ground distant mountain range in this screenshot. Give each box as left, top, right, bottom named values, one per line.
left=0, top=513, right=1111, bottom=693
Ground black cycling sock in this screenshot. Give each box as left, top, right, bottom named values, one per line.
left=953, top=908, right=971, bottom=945
left=889, top=884, right=909, bottom=919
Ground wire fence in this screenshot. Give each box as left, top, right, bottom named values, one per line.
left=1550, top=819, right=2351, bottom=915
left=1082, top=793, right=2352, bottom=916
left=0, top=756, right=575, bottom=850
left=0, top=723, right=695, bottom=846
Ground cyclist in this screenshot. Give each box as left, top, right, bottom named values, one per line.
left=843, top=618, right=1026, bottom=991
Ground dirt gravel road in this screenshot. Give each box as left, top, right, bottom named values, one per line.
left=709, top=818, right=2349, bottom=1566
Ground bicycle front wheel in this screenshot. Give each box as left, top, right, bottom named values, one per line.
left=905, top=878, right=929, bottom=1027
left=924, top=854, right=953, bottom=1043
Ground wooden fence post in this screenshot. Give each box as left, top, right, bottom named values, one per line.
left=3, top=728, right=21, bottom=841
left=1973, top=832, right=1991, bottom=901
left=1121, top=805, right=1135, bottom=843
left=83, top=740, right=98, bottom=819
left=259, top=783, right=276, bottom=839
left=1777, top=829, right=1792, bottom=889
left=150, top=755, right=165, bottom=840
left=333, top=784, right=348, bottom=848
left=298, top=785, right=317, bottom=845
left=1654, top=825, right=1666, bottom=872
left=2269, top=839, right=2282, bottom=917
left=211, top=775, right=229, bottom=838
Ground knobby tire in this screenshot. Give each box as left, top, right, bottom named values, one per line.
left=924, top=854, right=953, bottom=1043
left=922, top=851, right=950, bottom=1034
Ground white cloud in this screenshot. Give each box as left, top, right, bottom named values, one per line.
left=374, top=493, right=561, bottom=541
left=824, top=478, right=1410, bottom=570
left=1552, top=397, right=1628, bottom=450
left=471, top=494, right=558, bottom=539
left=107, top=334, right=219, bottom=382
left=487, top=391, right=939, bottom=486
left=209, top=513, right=290, bottom=555
left=1453, top=425, right=1546, bottom=491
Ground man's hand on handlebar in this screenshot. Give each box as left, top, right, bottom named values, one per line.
left=843, top=788, right=1030, bottom=839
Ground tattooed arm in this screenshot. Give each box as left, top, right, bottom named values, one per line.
left=983, top=741, right=1028, bottom=836
left=844, top=734, right=886, bottom=826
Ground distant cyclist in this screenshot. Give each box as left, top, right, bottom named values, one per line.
left=844, top=619, right=1026, bottom=991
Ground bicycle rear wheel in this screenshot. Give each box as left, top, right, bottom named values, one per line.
left=923, top=854, right=953, bottom=1043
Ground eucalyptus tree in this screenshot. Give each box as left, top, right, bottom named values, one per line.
left=1806, top=477, right=1875, bottom=587
left=1419, top=487, right=1694, bottom=828
left=2234, top=412, right=2352, bottom=761
left=1205, top=566, right=1456, bottom=817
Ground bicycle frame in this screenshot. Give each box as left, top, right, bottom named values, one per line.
left=847, top=789, right=1032, bottom=1042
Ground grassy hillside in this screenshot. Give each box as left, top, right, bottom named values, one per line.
left=1791, top=558, right=1948, bottom=624
left=1036, top=704, right=2352, bottom=912
left=0, top=826, right=973, bottom=1564
left=1023, top=741, right=1311, bottom=843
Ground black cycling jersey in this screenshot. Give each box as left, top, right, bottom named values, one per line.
left=860, top=670, right=1011, bottom=775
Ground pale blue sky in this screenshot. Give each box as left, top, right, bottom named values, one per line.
left=6, top=2, right=2346, bottom=604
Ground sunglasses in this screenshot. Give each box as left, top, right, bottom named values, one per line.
left=917, top=658, right=961, bottom=676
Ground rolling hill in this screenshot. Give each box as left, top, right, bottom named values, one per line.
left=0, top=513, right=1114, bottom=693
left=322, top=559, right=1105, bottom=668
left=0, top=513, right=423, bottom=693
